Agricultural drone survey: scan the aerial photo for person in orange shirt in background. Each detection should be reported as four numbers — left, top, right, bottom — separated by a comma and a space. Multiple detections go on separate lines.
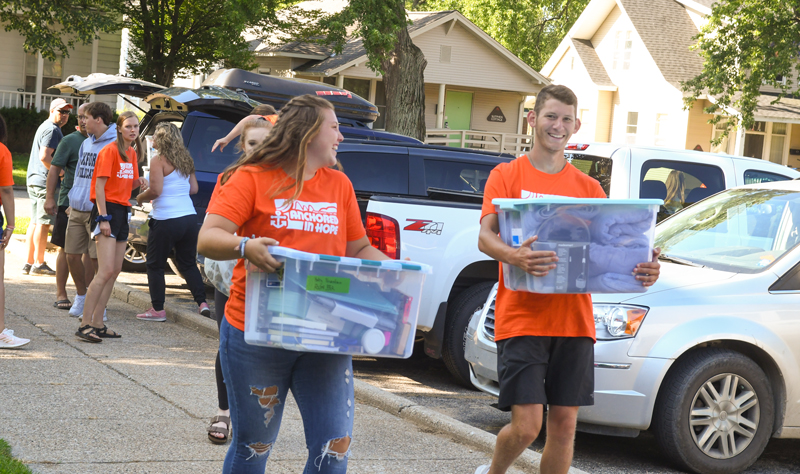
211, 103, 277, 153
0, 114, 29, 349
76, 111, 146, 343
198, 95, 390, 473
475, 85, 661, 474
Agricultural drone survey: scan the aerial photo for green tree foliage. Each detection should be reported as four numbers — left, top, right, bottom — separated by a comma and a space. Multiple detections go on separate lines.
683, 0, 800, 137
409, 0, 589, 70
113, 0, 310, 86
321, 0, 427, 140
0, 0, 118, 61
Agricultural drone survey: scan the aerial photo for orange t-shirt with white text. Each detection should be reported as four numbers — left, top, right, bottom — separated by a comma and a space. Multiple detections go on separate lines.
0, 143, 14, 206
91, 143, 139, 207
481, 155, 606, 342
207, 165, 366, 331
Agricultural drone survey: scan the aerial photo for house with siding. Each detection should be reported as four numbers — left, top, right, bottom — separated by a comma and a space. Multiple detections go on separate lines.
541, 0, 800, 168
0, 23, 122, 111
247, 9, 549, 150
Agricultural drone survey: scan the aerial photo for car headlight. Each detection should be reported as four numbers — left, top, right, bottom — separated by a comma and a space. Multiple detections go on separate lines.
593, 304, 649, 340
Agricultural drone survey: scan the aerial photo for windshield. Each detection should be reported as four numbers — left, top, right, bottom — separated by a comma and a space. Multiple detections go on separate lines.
655, 188, 800, 273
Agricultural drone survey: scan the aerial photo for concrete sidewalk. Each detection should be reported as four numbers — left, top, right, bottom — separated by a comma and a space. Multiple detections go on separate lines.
1, 235, 579, 474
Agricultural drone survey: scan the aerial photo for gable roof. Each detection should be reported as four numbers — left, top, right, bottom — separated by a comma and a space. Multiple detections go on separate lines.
541, 0, 704, 90
257, 10, 549, 86
571, 39, 616, 89
619, 0, 704, 87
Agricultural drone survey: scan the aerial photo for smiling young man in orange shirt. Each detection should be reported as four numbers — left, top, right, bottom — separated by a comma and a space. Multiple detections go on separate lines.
475, 85, 661, 474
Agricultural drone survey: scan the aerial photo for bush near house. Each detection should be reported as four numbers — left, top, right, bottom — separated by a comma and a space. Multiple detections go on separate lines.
0, 107, 79, 153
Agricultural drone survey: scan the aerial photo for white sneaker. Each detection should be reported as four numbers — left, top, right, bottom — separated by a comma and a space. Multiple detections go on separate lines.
69, 295, 85, 317
0, 328, 30, 349
474, 465, 490, 474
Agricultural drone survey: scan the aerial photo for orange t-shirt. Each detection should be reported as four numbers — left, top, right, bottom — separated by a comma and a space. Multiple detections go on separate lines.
0, 143, 14, 206
207, 165, 366, 331
481, 155, 606, 342
91, 143, 139, 207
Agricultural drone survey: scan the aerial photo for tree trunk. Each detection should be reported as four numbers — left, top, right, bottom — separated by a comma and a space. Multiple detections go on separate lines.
381, 24, 427, 142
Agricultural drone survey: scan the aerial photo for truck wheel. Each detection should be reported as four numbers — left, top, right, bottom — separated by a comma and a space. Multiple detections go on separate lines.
442, 281, 495, 389
122, 242, 147, 272
653, 348, 774, 474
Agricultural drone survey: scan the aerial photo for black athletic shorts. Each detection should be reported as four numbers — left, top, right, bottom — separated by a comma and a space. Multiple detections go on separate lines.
50, 205, 69, 248
90, 202, 130, 242
496, 336, 595, 411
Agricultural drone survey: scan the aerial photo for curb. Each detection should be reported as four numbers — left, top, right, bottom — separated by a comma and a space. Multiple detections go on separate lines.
111, 281, 590, 474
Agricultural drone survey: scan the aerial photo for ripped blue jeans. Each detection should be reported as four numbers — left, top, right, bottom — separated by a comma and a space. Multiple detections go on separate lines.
220, 317, 354, 473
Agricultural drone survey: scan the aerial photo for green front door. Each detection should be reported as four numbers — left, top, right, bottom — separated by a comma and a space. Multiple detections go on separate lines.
445, 90, 473, 147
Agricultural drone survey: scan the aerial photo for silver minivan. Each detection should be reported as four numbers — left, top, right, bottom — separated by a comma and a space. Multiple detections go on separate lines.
466, 179, 800, 474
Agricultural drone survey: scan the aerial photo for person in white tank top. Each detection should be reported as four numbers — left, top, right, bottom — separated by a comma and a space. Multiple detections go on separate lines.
134, 123, 209, 321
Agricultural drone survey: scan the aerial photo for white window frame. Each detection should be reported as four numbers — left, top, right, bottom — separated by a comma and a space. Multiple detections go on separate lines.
626, 111, 638, 144
739, 121, 792, 165
613, 31, 632, 70
24, 52, 64, 92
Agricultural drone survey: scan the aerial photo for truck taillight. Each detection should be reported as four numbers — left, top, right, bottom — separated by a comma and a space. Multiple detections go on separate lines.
366, 212, 400, 259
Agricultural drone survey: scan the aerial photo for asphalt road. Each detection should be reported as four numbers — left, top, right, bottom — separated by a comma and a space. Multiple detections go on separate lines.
113, 266, 800, 474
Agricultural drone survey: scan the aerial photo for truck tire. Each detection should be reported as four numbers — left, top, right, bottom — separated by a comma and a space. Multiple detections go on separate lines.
652, 348, 774, 474
122, 242, 147, 272
442, 281, 495, 389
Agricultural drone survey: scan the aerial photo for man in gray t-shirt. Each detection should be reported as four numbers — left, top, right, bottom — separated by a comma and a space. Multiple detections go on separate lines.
23, 98, 72, 276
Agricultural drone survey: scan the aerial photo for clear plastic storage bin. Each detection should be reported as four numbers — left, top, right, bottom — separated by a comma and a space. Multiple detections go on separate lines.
494, 197, 662, 294
244, 246, 432, 358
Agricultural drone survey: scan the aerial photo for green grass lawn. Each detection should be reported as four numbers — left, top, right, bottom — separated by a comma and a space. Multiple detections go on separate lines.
0, 439, 32, 474
11, 152, 27, 187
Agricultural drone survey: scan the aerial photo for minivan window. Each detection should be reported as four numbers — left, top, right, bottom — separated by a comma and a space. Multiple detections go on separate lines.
186, 117, 238, 174
744, 169, 791, 185
566, 153, 612, 196
424, 159, 495, 193
640, 160, 725, 219
338, 152, 409, 194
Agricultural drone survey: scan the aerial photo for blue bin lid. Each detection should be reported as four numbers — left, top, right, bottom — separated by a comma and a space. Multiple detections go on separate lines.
492, 197, 663, 211
267, 246, 432, 273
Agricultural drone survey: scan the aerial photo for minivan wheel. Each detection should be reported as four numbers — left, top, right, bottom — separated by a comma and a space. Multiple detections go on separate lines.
442, 281, 494, 389
122, 242, 147, 272
653, 348, 774, 474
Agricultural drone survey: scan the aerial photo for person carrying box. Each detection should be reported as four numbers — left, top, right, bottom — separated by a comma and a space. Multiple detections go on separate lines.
475, 85, 662, 474
198, 94, 392, 474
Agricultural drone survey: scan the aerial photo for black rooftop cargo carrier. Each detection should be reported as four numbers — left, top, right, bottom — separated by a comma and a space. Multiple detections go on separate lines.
202, 69, 379, 124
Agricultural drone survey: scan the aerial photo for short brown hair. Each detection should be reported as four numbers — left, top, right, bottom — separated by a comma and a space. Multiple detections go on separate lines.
533, 85, 578, 116
84, 101, 113, 125
252, 104, 277, 115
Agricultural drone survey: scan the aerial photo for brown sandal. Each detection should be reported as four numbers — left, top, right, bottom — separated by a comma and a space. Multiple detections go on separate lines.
76, 325, 102, 343
207, 415, 230, 444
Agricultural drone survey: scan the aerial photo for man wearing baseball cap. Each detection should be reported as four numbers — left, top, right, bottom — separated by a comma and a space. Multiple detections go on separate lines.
23, 98, 72, 276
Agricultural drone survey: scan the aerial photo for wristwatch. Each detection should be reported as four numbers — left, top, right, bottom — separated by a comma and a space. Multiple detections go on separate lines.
95, 214, 112, 223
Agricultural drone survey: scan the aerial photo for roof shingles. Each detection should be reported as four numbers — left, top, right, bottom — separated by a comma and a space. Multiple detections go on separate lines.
571, 39, 615, 88
620, 0, 704, 87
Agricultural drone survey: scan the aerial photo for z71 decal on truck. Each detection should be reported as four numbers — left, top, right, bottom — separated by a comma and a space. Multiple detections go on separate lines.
404, 219, 444, 235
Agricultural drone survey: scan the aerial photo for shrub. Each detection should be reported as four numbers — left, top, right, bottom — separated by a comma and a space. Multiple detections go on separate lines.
0, 107, 79, 152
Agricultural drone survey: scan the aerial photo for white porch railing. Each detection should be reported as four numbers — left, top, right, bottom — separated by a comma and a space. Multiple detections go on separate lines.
0, 90, 85, 111
425, 129, 533, 154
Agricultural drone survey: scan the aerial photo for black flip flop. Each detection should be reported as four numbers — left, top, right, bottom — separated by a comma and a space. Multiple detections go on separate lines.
54, 299, 72, 310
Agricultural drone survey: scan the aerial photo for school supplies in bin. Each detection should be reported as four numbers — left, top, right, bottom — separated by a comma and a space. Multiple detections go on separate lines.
494, 197, 662, 294
244, 246, 432, 358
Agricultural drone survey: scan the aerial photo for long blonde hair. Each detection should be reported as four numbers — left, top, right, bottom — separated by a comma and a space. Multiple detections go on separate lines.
116, 111, 144, 163
221, 95, 335, 204
153, 122, 194, 176
234, 119, 272, 154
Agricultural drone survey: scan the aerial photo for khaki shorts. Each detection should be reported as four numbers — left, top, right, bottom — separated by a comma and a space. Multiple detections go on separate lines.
65, 208, 98, 259
28, 185, 55, 225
